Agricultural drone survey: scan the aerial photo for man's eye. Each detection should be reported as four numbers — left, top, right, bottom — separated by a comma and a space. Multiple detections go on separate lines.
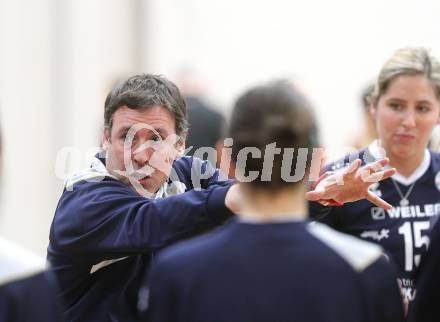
123, 133, 137, 141
121, 132, 129, 139
128, 136, 137, 143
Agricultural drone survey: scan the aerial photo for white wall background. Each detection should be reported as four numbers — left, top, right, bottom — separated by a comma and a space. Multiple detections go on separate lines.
0, 0, 439, 256
0, 0, 141, 255
144, 0, 440, 152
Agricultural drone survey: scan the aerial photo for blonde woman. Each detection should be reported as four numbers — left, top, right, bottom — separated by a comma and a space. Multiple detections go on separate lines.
311, 47, 440, 307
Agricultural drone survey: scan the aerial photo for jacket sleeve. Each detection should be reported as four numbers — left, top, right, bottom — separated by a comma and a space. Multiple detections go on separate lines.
307, 160, 341, 228
172, 156, 230, 190
49, 158, 233, 262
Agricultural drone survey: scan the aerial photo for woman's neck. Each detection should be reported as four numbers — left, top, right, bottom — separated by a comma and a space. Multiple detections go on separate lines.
388, 152, 425, 178
238, 184, 307, 222
375, 140, 426, 178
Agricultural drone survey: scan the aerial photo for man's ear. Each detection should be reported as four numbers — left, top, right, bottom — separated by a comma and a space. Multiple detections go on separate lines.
102, 128, 111, 150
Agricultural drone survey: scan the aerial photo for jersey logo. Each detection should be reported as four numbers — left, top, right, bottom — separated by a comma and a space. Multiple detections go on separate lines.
371, 204, 440, 220
398, 279, 416, 302
371, 207, 386, 220
360, 229, 390, 241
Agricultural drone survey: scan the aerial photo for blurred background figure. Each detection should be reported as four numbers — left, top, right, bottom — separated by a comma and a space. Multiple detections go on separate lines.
0, 125, 64, 321
352, 83, 377, 149
0, 129, 47, 280
176, 67, 226, 167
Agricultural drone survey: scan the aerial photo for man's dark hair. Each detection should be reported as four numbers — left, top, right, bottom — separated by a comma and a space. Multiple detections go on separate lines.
104, 74, 188, 136
229, 80, 318, 189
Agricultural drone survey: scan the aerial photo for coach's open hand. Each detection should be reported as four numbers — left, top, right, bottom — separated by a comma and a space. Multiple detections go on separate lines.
305, 158, 396, 209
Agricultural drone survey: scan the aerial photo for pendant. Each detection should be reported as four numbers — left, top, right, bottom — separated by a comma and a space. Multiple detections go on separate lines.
400, 198, 409, 207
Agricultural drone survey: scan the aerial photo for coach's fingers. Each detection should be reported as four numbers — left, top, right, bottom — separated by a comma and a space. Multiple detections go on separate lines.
380, 168, 396, 180
364, 168, 396, 183
305, 190, 325, 201
361, 158, 390, 173
343, 159, 361, 175
375, 157, 390, 168
366, 191, 393, 210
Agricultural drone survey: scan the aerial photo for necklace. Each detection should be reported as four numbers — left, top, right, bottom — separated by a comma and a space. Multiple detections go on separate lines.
391, 179, 416, 207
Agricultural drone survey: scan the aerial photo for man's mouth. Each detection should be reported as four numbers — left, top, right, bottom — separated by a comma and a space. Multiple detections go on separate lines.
115, 165, 155, 181
129, 167, 155, 180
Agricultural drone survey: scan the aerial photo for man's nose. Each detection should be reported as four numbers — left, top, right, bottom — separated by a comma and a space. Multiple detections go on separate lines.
132, 143, 153, 165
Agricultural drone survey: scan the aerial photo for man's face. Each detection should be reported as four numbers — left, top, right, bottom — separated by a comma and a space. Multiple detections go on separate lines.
103, 105, 185, 196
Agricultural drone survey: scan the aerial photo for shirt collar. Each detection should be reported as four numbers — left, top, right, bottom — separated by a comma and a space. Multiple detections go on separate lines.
65, 154, 186, 197
367, 140, 430, 186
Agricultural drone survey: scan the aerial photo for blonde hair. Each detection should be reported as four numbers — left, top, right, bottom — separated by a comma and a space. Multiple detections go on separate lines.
371, 47, 440, 105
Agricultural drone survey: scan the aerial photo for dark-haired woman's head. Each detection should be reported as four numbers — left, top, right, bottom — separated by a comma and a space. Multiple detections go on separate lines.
229, 80, 318, 193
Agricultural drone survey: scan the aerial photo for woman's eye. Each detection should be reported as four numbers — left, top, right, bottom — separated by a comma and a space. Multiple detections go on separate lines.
417, 105, 430, 113
389, 102, 402, 110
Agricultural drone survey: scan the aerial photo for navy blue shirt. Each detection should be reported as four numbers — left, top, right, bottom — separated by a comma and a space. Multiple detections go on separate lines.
310, 148, 440, 303
47, 156, 233, 322
0, 270, 64, 322
145, 219, 404, 322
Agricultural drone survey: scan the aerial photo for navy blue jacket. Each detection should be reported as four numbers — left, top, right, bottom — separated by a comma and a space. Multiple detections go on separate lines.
47, 156, 233, 322
310, 148, 440, 304
0, 270, 64, 322
146, 219, 404, 322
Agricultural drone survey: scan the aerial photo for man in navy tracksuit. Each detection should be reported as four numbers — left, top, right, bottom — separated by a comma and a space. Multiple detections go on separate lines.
47, 74, 235, 321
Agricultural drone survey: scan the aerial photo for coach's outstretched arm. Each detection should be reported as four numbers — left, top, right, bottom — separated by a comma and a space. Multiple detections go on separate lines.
48, 157, 235, 261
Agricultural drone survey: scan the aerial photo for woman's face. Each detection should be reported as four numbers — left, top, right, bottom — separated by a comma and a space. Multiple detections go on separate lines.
371, 74, 440, 161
